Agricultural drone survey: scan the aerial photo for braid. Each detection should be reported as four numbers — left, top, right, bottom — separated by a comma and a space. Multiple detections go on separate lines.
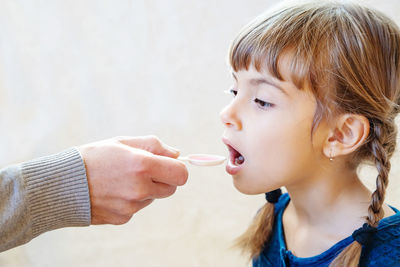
330, 120, 396, 266
226, 1, 400, 265
366, 121, 391, 226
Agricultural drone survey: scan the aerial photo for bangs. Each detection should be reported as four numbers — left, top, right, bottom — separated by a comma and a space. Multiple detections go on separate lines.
229, 4, 333, 90
227, 3, 346, 136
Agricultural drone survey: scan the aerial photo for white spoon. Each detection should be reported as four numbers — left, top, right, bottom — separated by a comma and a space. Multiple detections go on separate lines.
178, 154, 226, 166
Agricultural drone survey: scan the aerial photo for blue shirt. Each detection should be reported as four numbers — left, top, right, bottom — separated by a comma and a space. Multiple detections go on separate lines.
253, 193, 400, 267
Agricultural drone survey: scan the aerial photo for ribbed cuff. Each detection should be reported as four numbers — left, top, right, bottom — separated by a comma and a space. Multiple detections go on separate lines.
21, 148, 91, 238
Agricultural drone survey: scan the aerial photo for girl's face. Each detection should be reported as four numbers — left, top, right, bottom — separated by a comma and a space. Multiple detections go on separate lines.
220, 61, 328, 194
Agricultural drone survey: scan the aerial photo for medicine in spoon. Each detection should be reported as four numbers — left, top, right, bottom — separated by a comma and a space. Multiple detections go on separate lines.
178, 154, 226, 166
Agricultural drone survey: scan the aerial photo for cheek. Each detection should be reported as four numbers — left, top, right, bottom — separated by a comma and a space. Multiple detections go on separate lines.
247, 121, 314, 187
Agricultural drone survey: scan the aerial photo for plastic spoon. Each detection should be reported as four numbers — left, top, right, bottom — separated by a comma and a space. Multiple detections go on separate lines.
178, 154, 226, 166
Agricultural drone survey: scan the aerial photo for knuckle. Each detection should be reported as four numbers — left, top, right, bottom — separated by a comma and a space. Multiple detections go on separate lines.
129, 204, 142, 215
147, 135, 161, 146
113, 219, 125, 225
112, 211, 132, 225
129, 199, 153, 214
129, 155, 151, 177
129, 188, 149, 202
119, 215, 133, 225
117, 205, 135, 223
123, 192, 137, 202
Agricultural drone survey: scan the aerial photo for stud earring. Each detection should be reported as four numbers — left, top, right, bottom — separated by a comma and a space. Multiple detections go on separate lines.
329, 149, 334, 162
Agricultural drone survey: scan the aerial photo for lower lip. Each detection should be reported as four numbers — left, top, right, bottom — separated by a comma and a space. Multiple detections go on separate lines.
225, 160, 243, 175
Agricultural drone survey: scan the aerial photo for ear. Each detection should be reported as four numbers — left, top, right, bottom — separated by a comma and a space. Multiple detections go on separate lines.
323, 114, 370, 159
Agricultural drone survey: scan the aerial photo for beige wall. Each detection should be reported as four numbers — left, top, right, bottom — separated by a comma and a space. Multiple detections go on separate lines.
0, 0, 399, 266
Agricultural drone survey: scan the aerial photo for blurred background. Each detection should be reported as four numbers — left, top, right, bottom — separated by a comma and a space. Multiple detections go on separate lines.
0, 0, 399, 266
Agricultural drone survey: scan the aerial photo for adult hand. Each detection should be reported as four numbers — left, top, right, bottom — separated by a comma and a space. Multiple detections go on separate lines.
78, 136, 188, 225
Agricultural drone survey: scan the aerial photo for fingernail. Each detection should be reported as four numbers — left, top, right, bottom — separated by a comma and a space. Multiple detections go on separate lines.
166, 145, 180, 154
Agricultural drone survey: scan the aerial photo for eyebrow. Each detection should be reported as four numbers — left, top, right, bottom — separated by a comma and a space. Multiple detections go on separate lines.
232, 72, 288, 95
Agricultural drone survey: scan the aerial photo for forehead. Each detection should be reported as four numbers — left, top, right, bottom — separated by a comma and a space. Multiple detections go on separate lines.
231, 62, 300, 95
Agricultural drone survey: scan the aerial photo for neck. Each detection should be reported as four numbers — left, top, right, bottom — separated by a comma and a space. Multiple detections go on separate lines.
285, 165, 371, 230
282, 163, 374, 256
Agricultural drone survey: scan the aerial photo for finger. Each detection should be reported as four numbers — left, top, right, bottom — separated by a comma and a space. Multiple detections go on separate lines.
146, 154, 189, 186
109, 199, 154, 225
117, 135, 180, 158
130, 199, 154, 213
147, 183, 177, 199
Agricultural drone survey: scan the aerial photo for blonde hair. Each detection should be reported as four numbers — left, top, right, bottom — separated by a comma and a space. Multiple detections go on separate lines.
230, 1, 400, 266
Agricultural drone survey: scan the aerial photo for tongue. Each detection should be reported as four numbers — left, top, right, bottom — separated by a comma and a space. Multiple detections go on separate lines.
234, 155, 245, 165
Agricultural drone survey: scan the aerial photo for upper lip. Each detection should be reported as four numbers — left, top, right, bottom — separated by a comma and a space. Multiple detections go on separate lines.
222, 137, 235, 150
222, 137, 242, 158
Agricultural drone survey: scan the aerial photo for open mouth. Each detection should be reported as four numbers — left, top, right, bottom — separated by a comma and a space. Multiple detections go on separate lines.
227, 144, 245, 166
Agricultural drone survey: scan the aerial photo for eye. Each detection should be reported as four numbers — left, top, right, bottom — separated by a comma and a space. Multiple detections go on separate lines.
224, 88, 238, 97
254, 98, 273, 109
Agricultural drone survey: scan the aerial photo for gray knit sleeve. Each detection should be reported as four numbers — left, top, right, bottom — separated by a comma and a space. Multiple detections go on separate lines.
0, 148, 91, 252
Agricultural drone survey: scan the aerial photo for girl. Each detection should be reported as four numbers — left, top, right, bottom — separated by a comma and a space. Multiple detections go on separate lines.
220, 1, 400, 266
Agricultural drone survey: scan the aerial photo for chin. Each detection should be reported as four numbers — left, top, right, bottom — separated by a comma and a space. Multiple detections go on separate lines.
232, 175, 280, 195
232, 180, 260, 195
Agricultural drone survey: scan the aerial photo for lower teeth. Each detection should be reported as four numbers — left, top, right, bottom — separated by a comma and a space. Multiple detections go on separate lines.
234, 155, 244, 165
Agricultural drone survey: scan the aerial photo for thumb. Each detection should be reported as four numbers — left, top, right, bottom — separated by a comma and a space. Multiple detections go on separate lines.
117, 135, 180, 158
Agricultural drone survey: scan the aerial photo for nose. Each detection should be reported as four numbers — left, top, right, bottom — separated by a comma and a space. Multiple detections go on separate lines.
220, 101, 242, 131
